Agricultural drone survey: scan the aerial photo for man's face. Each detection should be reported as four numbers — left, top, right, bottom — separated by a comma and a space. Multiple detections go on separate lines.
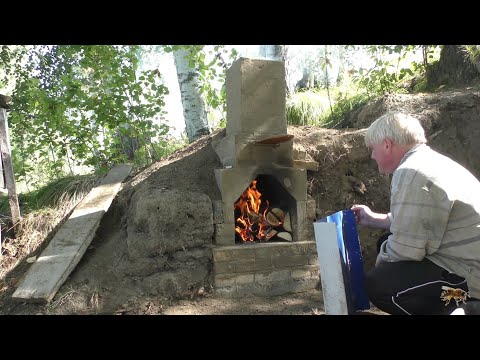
369, 139, 394, 175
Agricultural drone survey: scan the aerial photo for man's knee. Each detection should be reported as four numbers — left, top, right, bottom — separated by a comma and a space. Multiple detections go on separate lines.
365, 268, 385, 302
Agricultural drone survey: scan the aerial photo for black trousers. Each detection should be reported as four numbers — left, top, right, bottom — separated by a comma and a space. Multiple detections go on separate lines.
367, 233, 476, 315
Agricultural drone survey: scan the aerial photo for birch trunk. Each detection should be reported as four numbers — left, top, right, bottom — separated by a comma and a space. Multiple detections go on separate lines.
259, 45, 284, 61
259, 45, 293, 95
173, 48, 210, 143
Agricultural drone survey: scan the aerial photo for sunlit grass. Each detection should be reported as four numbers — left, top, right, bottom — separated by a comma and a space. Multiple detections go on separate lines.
321, 93, 371, 128
0, 174, 99, 216
286, 81, 367, 128
286, 90, 332, 126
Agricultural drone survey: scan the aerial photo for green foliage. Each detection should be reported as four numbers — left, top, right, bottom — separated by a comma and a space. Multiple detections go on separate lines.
1, 45, 171, 187
351, 45, 441, 96
1, 44, 241, 191
0, 45, 28, 91
286, 46, 445, 129
412, 77, 429, 93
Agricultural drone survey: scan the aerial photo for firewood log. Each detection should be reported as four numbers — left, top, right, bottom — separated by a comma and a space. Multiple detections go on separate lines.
277, 232, 292, 242
283, 212, 292, 232
266, 207, 285, 226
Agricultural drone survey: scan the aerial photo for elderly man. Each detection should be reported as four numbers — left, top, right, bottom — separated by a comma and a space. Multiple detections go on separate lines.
352, 111, 480, 315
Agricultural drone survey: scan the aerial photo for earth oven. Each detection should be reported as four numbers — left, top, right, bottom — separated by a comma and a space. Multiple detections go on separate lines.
211, 57, 319, 297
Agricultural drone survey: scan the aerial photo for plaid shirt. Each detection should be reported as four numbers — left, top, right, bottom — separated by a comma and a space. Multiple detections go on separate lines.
378, 144, 480, 299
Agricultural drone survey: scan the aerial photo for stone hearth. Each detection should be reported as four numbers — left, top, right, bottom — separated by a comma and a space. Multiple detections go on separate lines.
211, 57, 318, 297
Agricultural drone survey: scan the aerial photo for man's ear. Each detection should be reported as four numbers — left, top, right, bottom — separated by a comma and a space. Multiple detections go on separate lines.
383, 138, 393, 152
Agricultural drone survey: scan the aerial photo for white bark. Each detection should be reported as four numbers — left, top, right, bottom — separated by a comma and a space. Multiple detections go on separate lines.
258, 45, 293, 94
173, 48, 210, 143
259, 45, 284, 61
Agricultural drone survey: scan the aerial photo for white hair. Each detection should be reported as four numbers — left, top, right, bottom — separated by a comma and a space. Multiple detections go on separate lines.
365, 111, 427, 147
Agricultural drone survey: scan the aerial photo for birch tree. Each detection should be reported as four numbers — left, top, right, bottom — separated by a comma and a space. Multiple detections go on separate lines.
258, 45, 294, 95
259, 45, 284, 60
173, 47, 210, 143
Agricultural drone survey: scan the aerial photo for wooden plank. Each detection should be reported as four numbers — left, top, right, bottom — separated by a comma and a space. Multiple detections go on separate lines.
12, 164, 132, 303
0, 148, 5, 189
314, 221, 349, 315
0, 108, 21, 229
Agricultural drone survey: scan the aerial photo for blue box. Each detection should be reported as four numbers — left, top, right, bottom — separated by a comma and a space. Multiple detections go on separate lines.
318, 210, 370, 312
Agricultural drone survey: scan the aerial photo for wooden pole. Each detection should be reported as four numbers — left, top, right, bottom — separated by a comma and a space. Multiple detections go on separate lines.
0, 99, 21, 235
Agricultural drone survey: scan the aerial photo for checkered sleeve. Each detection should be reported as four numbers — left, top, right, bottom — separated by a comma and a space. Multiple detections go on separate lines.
377, 185, 451, 264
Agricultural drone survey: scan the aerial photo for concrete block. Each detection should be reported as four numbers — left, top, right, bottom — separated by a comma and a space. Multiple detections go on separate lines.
226, 58, 286, 136
214, 223, 235, 246
254, 257, 275, 271
272, 254, 311, 269
234, 259, 256, 273
212, 200, 224, 224
212, 248, 234, 262
291, 265, 319, 279
235, 273, 255, 285
254, 269, 290, 283
215, 273, 237, 287
214, 261, 236, 274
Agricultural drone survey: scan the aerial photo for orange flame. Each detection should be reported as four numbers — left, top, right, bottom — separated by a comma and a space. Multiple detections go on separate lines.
234, 180, 271, 242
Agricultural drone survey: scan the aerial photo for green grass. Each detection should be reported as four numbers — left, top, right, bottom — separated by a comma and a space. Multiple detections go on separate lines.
286, 90, 332, 126
286, 87, 372, 128
0, 174, 99, 215
321, 93, 371, 128
463, 45, 480, 63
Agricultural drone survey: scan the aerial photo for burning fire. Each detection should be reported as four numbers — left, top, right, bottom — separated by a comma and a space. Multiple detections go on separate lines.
235, 180, 275, 242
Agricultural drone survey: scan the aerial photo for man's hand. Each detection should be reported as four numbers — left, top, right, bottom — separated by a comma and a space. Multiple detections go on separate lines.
351, 204, 375, 226
351, 204, 391, 230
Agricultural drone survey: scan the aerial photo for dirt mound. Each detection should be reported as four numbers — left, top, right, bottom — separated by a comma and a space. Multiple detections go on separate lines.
1, 88, 480, 315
